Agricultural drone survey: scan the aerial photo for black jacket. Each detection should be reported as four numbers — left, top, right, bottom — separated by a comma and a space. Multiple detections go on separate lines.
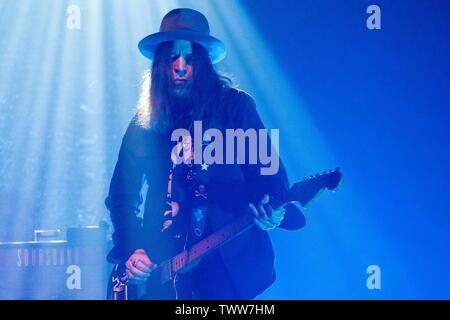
105, 88, 298, 299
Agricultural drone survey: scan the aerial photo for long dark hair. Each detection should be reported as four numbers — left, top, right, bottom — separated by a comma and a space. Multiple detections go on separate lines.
136, 41, 232, 133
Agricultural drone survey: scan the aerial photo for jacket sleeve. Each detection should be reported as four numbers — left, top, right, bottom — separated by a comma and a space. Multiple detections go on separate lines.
105, 121, 148, 263
233, 91, 305, 230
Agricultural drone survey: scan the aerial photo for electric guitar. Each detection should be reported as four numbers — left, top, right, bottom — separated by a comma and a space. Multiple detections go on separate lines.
108, 168, 342, 300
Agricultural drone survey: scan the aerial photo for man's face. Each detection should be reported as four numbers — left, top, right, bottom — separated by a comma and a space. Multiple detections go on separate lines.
170, 40, 193, 97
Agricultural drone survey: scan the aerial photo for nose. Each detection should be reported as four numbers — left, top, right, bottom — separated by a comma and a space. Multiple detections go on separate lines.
173, 57, 187, 78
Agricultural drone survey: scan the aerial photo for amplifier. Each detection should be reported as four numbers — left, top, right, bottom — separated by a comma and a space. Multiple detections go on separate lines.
0, 227, 111, 300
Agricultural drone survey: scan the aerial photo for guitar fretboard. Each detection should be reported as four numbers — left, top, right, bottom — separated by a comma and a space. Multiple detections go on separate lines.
168, 214, 254, 276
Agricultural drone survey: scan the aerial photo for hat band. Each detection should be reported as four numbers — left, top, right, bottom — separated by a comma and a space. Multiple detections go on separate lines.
161, 26, 206, 34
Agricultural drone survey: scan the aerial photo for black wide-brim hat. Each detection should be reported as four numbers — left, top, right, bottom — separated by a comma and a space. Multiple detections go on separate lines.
138, 8, 226, 64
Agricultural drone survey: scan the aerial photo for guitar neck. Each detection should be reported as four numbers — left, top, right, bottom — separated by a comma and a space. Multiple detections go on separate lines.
160, 213, 254, 283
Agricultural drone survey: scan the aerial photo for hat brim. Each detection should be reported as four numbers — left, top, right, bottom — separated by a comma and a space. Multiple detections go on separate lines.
138, 31, 226, 64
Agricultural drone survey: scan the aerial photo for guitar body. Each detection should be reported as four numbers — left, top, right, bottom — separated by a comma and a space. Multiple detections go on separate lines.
108, 263, 177, 300
107, 264, 138, 300
133, 267, 177, 300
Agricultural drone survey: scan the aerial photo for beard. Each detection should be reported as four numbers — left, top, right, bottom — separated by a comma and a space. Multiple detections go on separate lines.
170, 80, 192, 99
168, 80, 194, 128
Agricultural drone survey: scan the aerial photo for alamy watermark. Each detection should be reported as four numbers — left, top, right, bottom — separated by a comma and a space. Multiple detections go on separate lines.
171, 121, 279, 176
66, 5, 81, 30
366, 5, 381, 30
366, 264, 381, 290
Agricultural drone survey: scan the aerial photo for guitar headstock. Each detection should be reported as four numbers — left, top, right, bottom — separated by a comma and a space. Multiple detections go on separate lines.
302, 168, 342, 191
287, 168, 342, 207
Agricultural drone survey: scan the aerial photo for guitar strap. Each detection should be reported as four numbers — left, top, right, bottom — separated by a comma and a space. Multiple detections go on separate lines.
189, 205, 207, 241
183, 132, 211, 246
186, 164, 209, 245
